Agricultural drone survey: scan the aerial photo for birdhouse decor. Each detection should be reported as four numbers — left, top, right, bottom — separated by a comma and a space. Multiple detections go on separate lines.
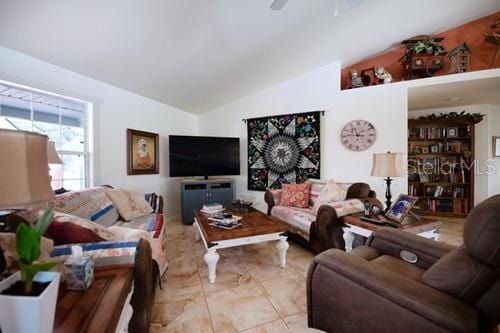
448, 42, 471, 73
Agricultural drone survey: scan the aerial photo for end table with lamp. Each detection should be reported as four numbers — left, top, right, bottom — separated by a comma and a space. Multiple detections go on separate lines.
370, 152, 406, 213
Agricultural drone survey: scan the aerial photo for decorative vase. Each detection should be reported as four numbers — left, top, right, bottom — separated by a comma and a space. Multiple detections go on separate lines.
0, 271, 60, 333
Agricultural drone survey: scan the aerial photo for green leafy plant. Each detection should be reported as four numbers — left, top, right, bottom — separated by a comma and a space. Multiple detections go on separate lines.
16, 208, 56, 294
411, 39, 446, 55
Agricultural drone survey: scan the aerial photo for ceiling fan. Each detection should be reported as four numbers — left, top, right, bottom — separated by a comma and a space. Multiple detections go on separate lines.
270, 0, 365, 16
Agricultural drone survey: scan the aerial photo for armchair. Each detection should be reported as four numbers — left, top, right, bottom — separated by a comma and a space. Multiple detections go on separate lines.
307, 195, 500, 333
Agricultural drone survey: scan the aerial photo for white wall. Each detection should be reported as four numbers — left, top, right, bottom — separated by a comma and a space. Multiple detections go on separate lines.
0, 47, 198, 219
486, 105, 500, 197
409, 104, 500, 204
198, 61, 409, 211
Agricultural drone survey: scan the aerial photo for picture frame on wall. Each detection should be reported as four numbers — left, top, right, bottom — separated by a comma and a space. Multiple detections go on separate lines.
127, 129, 159, 175
494, 136, 500, 157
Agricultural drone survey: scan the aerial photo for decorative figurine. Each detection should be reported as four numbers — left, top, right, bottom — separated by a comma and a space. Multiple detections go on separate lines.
349, 69, 365, 88
484, 19, 500, 68
448, 42, 471, 73
374, 66, 393, 84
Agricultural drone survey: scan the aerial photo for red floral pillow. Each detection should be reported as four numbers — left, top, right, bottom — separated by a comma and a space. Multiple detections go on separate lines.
280, 183, 312, 208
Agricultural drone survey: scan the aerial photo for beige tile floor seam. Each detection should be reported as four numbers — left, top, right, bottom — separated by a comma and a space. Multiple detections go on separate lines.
152, 217, 464, 332
198, 267, 217, 333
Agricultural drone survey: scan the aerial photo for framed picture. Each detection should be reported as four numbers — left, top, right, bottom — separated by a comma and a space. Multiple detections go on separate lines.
421, 147, 429, 154
385, 194, 418, 223
447, 127, 458, 138
127, 129, 159, 175
494, 136, 500, 157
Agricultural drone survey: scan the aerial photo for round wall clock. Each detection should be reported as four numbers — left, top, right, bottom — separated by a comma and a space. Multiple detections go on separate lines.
341, 120, 376, 151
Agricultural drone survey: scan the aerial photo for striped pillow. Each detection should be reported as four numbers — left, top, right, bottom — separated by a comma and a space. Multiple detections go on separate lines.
52, 188, 119, 227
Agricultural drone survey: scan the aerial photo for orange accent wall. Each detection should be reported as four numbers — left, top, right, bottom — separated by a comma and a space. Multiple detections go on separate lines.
341, 11, 500, 89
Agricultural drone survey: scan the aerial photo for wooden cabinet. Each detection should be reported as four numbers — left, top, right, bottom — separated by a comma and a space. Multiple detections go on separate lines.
408, 117, 481, 217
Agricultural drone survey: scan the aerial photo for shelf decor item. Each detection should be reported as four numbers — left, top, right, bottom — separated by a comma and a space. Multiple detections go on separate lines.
448, 42, 471, 74
484, 19, 500, 68
0, 129, 60, 333
399, 35, 447, 80
447, 127, 458, 138
127, 128, 159, 175
370, 152, 406, 213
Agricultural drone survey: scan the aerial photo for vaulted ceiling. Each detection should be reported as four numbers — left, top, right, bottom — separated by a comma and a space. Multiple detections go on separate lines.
0, 0, 499, 113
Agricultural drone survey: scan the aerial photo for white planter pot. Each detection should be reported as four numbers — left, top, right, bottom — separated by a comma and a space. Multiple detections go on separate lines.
0, 271, 60, 333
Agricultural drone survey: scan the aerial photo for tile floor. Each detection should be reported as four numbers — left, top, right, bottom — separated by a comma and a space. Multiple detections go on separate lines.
150, 217, 464, 333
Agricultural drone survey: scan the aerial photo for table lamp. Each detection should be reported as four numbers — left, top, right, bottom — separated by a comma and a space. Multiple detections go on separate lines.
47, 141, 63, 165
370, 152, 405, 213
0, 129, 54, 210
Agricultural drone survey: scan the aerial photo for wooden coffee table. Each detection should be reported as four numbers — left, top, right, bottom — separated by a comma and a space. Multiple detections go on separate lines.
193, 208, 290, 284
342, 213, 441, 252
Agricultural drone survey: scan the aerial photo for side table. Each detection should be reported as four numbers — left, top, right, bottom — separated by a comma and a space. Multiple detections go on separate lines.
54, 267, 134, 333
342, 214, 441, 252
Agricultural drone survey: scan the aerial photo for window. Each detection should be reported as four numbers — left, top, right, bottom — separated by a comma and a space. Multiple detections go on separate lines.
0, 81, 90, 190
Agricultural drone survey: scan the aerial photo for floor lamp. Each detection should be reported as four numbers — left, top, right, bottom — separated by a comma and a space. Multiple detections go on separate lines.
371, 152, 405, 213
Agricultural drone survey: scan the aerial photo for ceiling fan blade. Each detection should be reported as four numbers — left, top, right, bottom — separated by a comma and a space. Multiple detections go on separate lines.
270, 0, 288, 11
346, 0, 364, 8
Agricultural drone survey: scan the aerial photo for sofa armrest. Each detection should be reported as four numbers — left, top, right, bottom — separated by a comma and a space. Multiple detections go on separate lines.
345, 182, 373, 199
310, 205, 347, 252
367, 228, 455, 269
264, 190, 275, 216
307, 249, 477, 333
129, 239, 154, 333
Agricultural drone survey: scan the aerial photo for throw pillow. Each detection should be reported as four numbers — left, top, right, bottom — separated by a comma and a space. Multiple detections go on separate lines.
45, 211, 117, 246
313, 180, 348, 213
106, 189, 153, 221
51, 187, 119, 227
280, 183, 312, 208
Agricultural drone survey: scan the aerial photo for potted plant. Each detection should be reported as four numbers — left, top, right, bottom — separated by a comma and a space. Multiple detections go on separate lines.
0, 209, 60, 333
410, 39, 446, 55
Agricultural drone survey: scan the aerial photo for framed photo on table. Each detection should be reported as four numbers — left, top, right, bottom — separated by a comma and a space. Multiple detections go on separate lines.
127, 129, 159, 175
385, 194, 418, 223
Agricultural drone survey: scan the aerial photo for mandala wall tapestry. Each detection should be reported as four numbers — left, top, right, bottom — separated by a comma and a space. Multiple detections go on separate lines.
247, 111, 321, 191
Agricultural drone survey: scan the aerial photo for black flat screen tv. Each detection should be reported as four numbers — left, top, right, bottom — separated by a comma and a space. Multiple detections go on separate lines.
169, 135, 240, 178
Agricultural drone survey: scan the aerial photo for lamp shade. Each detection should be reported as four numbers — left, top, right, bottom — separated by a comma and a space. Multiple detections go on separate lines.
0, 129, 54, 209
47, 141, 62, 164
370, 152, 405, 178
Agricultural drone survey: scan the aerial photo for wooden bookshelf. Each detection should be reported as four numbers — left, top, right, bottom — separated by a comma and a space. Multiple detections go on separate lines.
408, 115, 482, 217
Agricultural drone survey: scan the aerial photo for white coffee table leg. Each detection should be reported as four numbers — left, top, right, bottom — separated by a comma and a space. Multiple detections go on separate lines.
342, 227, 355, 253
276, 238, 289, 268
204, 247, 219, 284
193, 222, 201, 242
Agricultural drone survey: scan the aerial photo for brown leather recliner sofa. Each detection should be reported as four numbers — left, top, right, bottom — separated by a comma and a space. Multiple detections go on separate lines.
307, 194, 500, 333
265, 179, 379, 253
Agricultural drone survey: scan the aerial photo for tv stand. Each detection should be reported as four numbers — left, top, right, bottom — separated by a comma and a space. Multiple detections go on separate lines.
180, 179, 234, 224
